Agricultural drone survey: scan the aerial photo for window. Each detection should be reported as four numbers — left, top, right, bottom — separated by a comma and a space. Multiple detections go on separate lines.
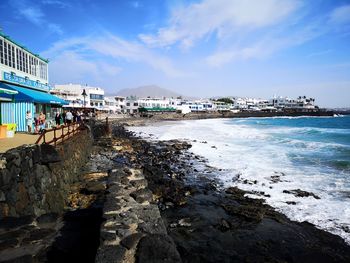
90, 94, 104, 100
0, 39, 3, 64
134, 103, 138, 106
126, 103, 130, 106
4, 41, 8, 66
25, 53, 28, 73
11, 45, 15, 68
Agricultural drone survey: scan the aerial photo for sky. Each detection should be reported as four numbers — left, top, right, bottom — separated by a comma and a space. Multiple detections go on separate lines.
0, 0, 350, 107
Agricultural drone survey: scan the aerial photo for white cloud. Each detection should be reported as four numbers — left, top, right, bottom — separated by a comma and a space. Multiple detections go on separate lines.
43, 33, 184, 86
20, 7, 44, 25
205, 23, 324, 67
11, 0, 64, 35
131, 1, 141, 9
48, 23, 64, 35
41, 0, 70, 8
139, 0, 300, 49
329, 5, 350, 24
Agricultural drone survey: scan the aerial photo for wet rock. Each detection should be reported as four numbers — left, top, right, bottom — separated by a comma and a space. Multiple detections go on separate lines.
120, 233, 144, 250
39, 144, 61, 164
0, 216, 34, 229
218, 219, 231, 231
136, 234, 182, 263
36, 213, 59, 225
95, 245, 127, 263
22, 228, 55, 243
222, 204, 266, 222
130, 188, 153, 203
225, 187, 246, 198
178, 218, 191, 227
131, 179, 148, 189
283, 189, 320, 199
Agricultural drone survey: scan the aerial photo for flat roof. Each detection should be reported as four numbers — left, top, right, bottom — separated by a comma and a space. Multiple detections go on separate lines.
0, 31, 49, 63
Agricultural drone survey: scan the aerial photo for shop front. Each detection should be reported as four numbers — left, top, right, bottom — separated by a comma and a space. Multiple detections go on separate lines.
0, 82, 68, 132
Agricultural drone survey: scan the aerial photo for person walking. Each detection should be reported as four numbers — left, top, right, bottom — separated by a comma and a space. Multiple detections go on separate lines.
54, 112, 62, 127
26, 110, 32, 133
66, 110, 73, 124
62, 110, 67, 125
38, 111, 46, 132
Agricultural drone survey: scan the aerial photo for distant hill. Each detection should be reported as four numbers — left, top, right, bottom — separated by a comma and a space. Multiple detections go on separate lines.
115, 85, 181, 98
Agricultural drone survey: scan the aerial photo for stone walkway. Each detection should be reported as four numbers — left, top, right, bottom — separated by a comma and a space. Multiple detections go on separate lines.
92, 136, 181, 263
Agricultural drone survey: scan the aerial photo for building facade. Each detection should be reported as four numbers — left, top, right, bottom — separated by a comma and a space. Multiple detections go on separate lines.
0, 32, 67, 131
51, 84, 105, 111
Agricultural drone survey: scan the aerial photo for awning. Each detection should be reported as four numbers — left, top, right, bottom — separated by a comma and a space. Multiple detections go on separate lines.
0, 87, 18, 95
0, 83, 68, 105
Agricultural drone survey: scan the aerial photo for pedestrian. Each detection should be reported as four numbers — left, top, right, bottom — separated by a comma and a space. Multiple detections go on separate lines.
26, 110, 32, 133
38, 111, 46, 132
54, 112, 61, 127
73, 111, 77, 123
76, 111, 81, 123
62, 110, 67, 125
34, 117, 40, 133
66, 110, 73, 124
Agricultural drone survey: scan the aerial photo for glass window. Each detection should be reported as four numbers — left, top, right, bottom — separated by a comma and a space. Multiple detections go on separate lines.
11, 46, 15, 68
8, 43, 12, 67
4, 42, 8, 66
25, 53, 28, 73
16, 49, 19, 69
0, 39, 3, 64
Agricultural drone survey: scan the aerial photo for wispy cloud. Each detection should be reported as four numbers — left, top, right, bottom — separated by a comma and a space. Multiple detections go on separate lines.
42, 33, 185, 85
206, 14, 326, 67
139, 0, 300, 49
41, 0, 70, 8
130, 1, 141, 9
307, 49, 333, 58
11, 0, 63, 35
20, 6, 45, 25
329, 4, 350, 24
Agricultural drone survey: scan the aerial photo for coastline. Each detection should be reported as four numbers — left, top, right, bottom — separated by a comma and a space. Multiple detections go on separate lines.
109, 110, 335, 127
1, 117, 348, 262
102, 120, 350, 262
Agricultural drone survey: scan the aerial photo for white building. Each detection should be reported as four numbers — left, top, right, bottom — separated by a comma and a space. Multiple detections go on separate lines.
125, 98, 139, 114
115, 96, 126, 113
138, 97, 174, 111
0, 32, 67, 131
51, 84, 105, 110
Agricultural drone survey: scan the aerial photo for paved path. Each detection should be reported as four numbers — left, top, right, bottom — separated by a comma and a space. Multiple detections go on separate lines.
0, 125, 80, 153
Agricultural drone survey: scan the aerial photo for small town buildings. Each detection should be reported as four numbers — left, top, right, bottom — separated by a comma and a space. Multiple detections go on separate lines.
115, 96, 126, 113
125, 98, 139, 114
0, 32, 67, 131
138, 97, 176, 112
51, 84, 105, 111
104, 96, 118, 113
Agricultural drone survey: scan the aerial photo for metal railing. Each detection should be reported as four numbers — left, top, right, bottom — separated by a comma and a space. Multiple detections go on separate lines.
35, 122, 86, 146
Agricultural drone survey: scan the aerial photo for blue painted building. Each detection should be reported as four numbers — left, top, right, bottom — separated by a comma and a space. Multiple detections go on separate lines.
0, 32, 67, 132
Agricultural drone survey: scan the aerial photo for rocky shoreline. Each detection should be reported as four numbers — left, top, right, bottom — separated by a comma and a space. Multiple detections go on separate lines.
94, 123, 350, 262
1, 120, 349, 262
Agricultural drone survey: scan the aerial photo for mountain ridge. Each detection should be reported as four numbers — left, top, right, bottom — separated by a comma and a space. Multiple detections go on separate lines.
112, 85, 182, 98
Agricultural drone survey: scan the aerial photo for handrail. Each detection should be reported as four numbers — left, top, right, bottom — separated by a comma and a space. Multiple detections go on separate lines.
35, 122, 85, 146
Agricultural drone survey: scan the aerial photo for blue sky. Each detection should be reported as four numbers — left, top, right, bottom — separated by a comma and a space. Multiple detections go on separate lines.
1, 0, 350, 107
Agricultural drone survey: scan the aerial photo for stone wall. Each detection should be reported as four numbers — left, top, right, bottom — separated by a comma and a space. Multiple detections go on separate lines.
0, 129, 93, 218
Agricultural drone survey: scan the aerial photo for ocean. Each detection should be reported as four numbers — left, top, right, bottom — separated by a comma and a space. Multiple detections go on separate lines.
128, 115, 350, 243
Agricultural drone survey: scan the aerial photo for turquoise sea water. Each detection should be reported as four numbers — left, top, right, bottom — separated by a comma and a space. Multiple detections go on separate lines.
129, 115, 350, 243
231, 116, 350, 174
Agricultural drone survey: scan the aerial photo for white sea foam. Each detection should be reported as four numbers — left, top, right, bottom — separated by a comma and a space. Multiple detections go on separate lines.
128, 118, 350, 244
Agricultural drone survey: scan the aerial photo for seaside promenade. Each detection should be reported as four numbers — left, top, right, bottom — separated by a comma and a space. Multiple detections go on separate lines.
0, 133, 38, 153
0, 126, 75, 153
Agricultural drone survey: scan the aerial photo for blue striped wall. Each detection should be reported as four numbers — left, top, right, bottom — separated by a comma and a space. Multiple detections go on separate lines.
1, 102, 34, 132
